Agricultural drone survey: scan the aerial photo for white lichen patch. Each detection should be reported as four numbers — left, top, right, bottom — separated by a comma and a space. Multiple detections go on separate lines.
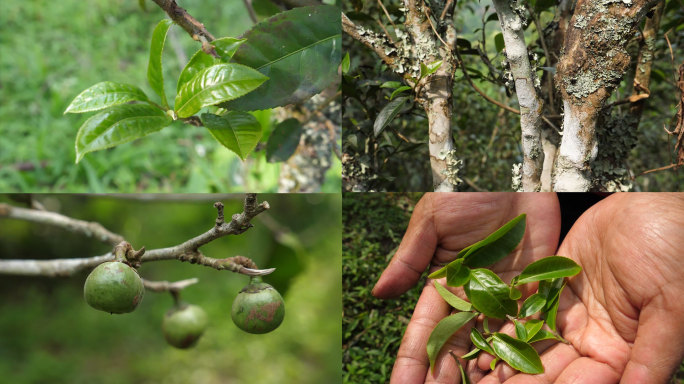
440, 149, 463, 187
511, 163, 523, 192
565, 72, 599, 98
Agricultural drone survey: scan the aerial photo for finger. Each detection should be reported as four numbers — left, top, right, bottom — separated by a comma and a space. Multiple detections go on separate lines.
390, 281, 472, 384
479, 342, 581, 384
374, 195, 437, 299
620, 306, 684, 384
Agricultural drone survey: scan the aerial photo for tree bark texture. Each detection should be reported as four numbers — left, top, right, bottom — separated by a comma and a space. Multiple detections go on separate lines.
492, 0, 544, 191
553, 0, 662, 191
403, 0, 458, 191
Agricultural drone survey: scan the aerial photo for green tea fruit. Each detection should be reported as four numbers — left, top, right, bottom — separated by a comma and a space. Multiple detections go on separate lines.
163, 304, 208, 349
231, 277, 285, 334
83, 261, 144, 314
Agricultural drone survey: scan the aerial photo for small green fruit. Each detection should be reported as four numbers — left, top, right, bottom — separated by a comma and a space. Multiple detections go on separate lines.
83, 261, 144, 314
231, 277, 285, 334
163, 304, 208, 349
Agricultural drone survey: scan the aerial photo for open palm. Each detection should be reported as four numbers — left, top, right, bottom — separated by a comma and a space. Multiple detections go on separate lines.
372, 192, 561, 383
478, 193, 684, 384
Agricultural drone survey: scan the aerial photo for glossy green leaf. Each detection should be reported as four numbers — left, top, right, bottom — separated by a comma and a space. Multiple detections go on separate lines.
225, 5, 341, 111
341, 52, 350, 74
427, 312, 478, 372
538, 278, 564, 309
430, 241, 481, 279
174, 63, 268, 118
374, 96, 408, 137
420, 60, 443, 78
177, 38, 246, 93
446, 259, 471, 287
514, 319, 527, 340
390, 86, 411, 100
434, 281, 472, 312
266, 118, 303, 162
200, 112, 262, 160
515, 256, 582, 285
523, 320, 544, 342
428, 266, 447, 280
470, 328, 495, 355
494, 32, 505, 53
64, 81, 149, 114
75, 104, 172, 163
147, 19, 173, 107
464, 269, 517, 319
462, 214, 526, 268
528, 328, 557, 343
490, 357, 499, 371
509, 286, 522, 300
461, 348, 481, 360
491, 333, 544, 374
543, 290, 561, 332
518, 293, 546, 318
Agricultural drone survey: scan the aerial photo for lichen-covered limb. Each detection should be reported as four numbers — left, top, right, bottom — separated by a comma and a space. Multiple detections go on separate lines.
0, 203, 124, 246
0, 195, 273, 277
342, 13, 407, 75
403, 0, 459, 191
553, 0, 662, 191
492, 0, 544, 192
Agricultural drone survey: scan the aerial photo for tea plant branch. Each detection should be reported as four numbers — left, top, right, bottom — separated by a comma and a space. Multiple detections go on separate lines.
150, 0, 219, 58
0, 203, 125, 246
492, 0, 544, 191
0, 194, 273, 277
142, 277, 199, 292
342, 13, 404, 76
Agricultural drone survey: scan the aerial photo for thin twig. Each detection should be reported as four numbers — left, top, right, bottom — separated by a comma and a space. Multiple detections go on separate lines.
150, 0, 218, 58
454, 46, 520, 115
242, 0, 259, 24
0, 195, 274, 277
377, 0, 398, 31
0, 204, 125, 246
143, 278, 200, 292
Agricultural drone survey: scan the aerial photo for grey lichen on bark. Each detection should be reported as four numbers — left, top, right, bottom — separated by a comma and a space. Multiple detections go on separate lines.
492, 0, 544, 191
553, 0, 662, 191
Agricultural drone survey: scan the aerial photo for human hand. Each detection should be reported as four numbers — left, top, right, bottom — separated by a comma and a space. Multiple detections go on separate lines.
372, 192, 561, 383
476, 193, 684, 384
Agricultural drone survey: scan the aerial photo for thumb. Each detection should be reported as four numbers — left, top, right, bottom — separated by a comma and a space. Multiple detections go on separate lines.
620, 305, 684, 384
372, 196, 437, 299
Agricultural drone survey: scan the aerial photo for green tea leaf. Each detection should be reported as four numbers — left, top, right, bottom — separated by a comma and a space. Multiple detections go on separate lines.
514, 319, 527, 340
523, 320, 544, 342
147, 19, 173, 107
226, 5, 341, 110
490, 357, 499, 370
374, 96, 409, 137
427, 312, 477, 372
491, 333, 544, 374
494, 32, 505, 53
538, 278, 564, 310
341, 52, 350, 74
464, 269, 517, 319
390, 86, 412, 100
461, 348, 481, 360
470, 328, 495, 355
434, 281, 472, 312
456, 358, 471, 384
528, 328, 557, 343
200, 112, 262, 160
514, 256, 581, 285
266, 118, 303, 162
462, 214, 526, 268
75, 104, 172, 163
518, 293, 546, 318
177, 38, 246, 93
543, 291, 561, 332
380, 81, 402, 89
420, 60, 443, 78
509, 286, 522, 300
65, 82, 149, 114
428, 266, 447, 280
174, 64, 268, 118
446, 259, 471, 287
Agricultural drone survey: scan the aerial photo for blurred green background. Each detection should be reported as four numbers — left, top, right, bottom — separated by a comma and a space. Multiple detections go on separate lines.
0, 0, 340, 192
0, 193, 341, 383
